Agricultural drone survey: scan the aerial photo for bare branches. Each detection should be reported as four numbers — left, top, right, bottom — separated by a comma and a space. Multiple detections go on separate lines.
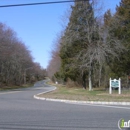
47, 32, 62, 80
0, 23, 45, 87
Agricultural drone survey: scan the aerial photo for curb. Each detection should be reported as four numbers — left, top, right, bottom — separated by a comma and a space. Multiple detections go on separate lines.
34, 86, 57, 100
34, 96, 130, 106
33, 83, 130, 106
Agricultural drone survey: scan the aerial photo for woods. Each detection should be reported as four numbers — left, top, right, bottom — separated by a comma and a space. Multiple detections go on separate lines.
0, 23, 46, 88
47, 0, 130, 90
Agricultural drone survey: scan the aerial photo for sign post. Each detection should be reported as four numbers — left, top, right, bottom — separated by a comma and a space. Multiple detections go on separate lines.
109, 78, 121, 94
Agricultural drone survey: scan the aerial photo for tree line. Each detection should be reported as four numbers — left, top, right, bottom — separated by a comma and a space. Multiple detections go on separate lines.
47, 0, 130, 90
0, 23, 46, 88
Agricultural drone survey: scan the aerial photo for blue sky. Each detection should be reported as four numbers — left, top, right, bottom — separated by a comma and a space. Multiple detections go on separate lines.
0, 0, 120, 69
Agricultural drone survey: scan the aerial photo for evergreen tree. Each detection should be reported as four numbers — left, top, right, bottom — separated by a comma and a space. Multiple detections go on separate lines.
59, 0, 94, 89
116, 0, 130, 42
107, 0, 130, 87
58, 0, 126, 90
104, 9, 112, 26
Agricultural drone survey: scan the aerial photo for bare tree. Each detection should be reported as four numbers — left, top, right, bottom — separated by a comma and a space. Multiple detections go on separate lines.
0, 22, 45, 87
47, 33, 62, 82
61, 0, 125, 90
78, 16, 126, 90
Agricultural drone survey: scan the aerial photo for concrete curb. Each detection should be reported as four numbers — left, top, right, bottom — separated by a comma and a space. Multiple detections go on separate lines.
34, 83, 130, 106
34, 86, 57, 100
34, 96, 130, 106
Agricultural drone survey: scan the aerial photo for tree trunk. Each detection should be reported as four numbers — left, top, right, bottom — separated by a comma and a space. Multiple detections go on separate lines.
98, 66, 102, 87
24, 70, 26, 84
89, 68, 92, 91
82, 72, 86, 89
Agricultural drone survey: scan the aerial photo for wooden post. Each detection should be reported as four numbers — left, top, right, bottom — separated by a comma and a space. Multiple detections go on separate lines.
109, 78, 112, 94
119, 78, 121, 94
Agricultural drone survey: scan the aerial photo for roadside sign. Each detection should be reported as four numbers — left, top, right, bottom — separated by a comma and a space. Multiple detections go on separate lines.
109, 78, 121, 94
111, 80, 119, 88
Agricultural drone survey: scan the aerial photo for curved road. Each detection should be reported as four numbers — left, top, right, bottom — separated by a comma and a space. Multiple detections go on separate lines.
0, 80, 129, 130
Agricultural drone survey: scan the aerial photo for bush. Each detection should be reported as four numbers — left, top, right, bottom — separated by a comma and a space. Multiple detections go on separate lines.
66, 78, 81, 88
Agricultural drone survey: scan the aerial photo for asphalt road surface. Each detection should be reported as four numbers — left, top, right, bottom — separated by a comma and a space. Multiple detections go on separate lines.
0, 80, 130, 130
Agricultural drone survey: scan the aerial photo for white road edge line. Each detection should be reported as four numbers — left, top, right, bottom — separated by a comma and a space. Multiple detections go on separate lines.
67, 102, 130, 110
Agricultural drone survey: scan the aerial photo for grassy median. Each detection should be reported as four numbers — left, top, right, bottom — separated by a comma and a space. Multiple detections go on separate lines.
39, 81, 130, 102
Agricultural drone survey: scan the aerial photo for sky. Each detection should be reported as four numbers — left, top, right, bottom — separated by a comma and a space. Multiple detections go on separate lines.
0, 0, 121, 69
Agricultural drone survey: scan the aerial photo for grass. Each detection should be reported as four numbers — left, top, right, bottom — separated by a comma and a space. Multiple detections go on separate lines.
0, 83, 34, 91
39, 81, 130, 102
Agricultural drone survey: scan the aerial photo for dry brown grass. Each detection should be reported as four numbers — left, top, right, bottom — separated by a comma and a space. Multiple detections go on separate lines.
39, 82, 130, 102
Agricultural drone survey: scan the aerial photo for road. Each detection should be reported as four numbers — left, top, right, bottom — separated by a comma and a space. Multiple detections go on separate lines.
0, 80, 129, 130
